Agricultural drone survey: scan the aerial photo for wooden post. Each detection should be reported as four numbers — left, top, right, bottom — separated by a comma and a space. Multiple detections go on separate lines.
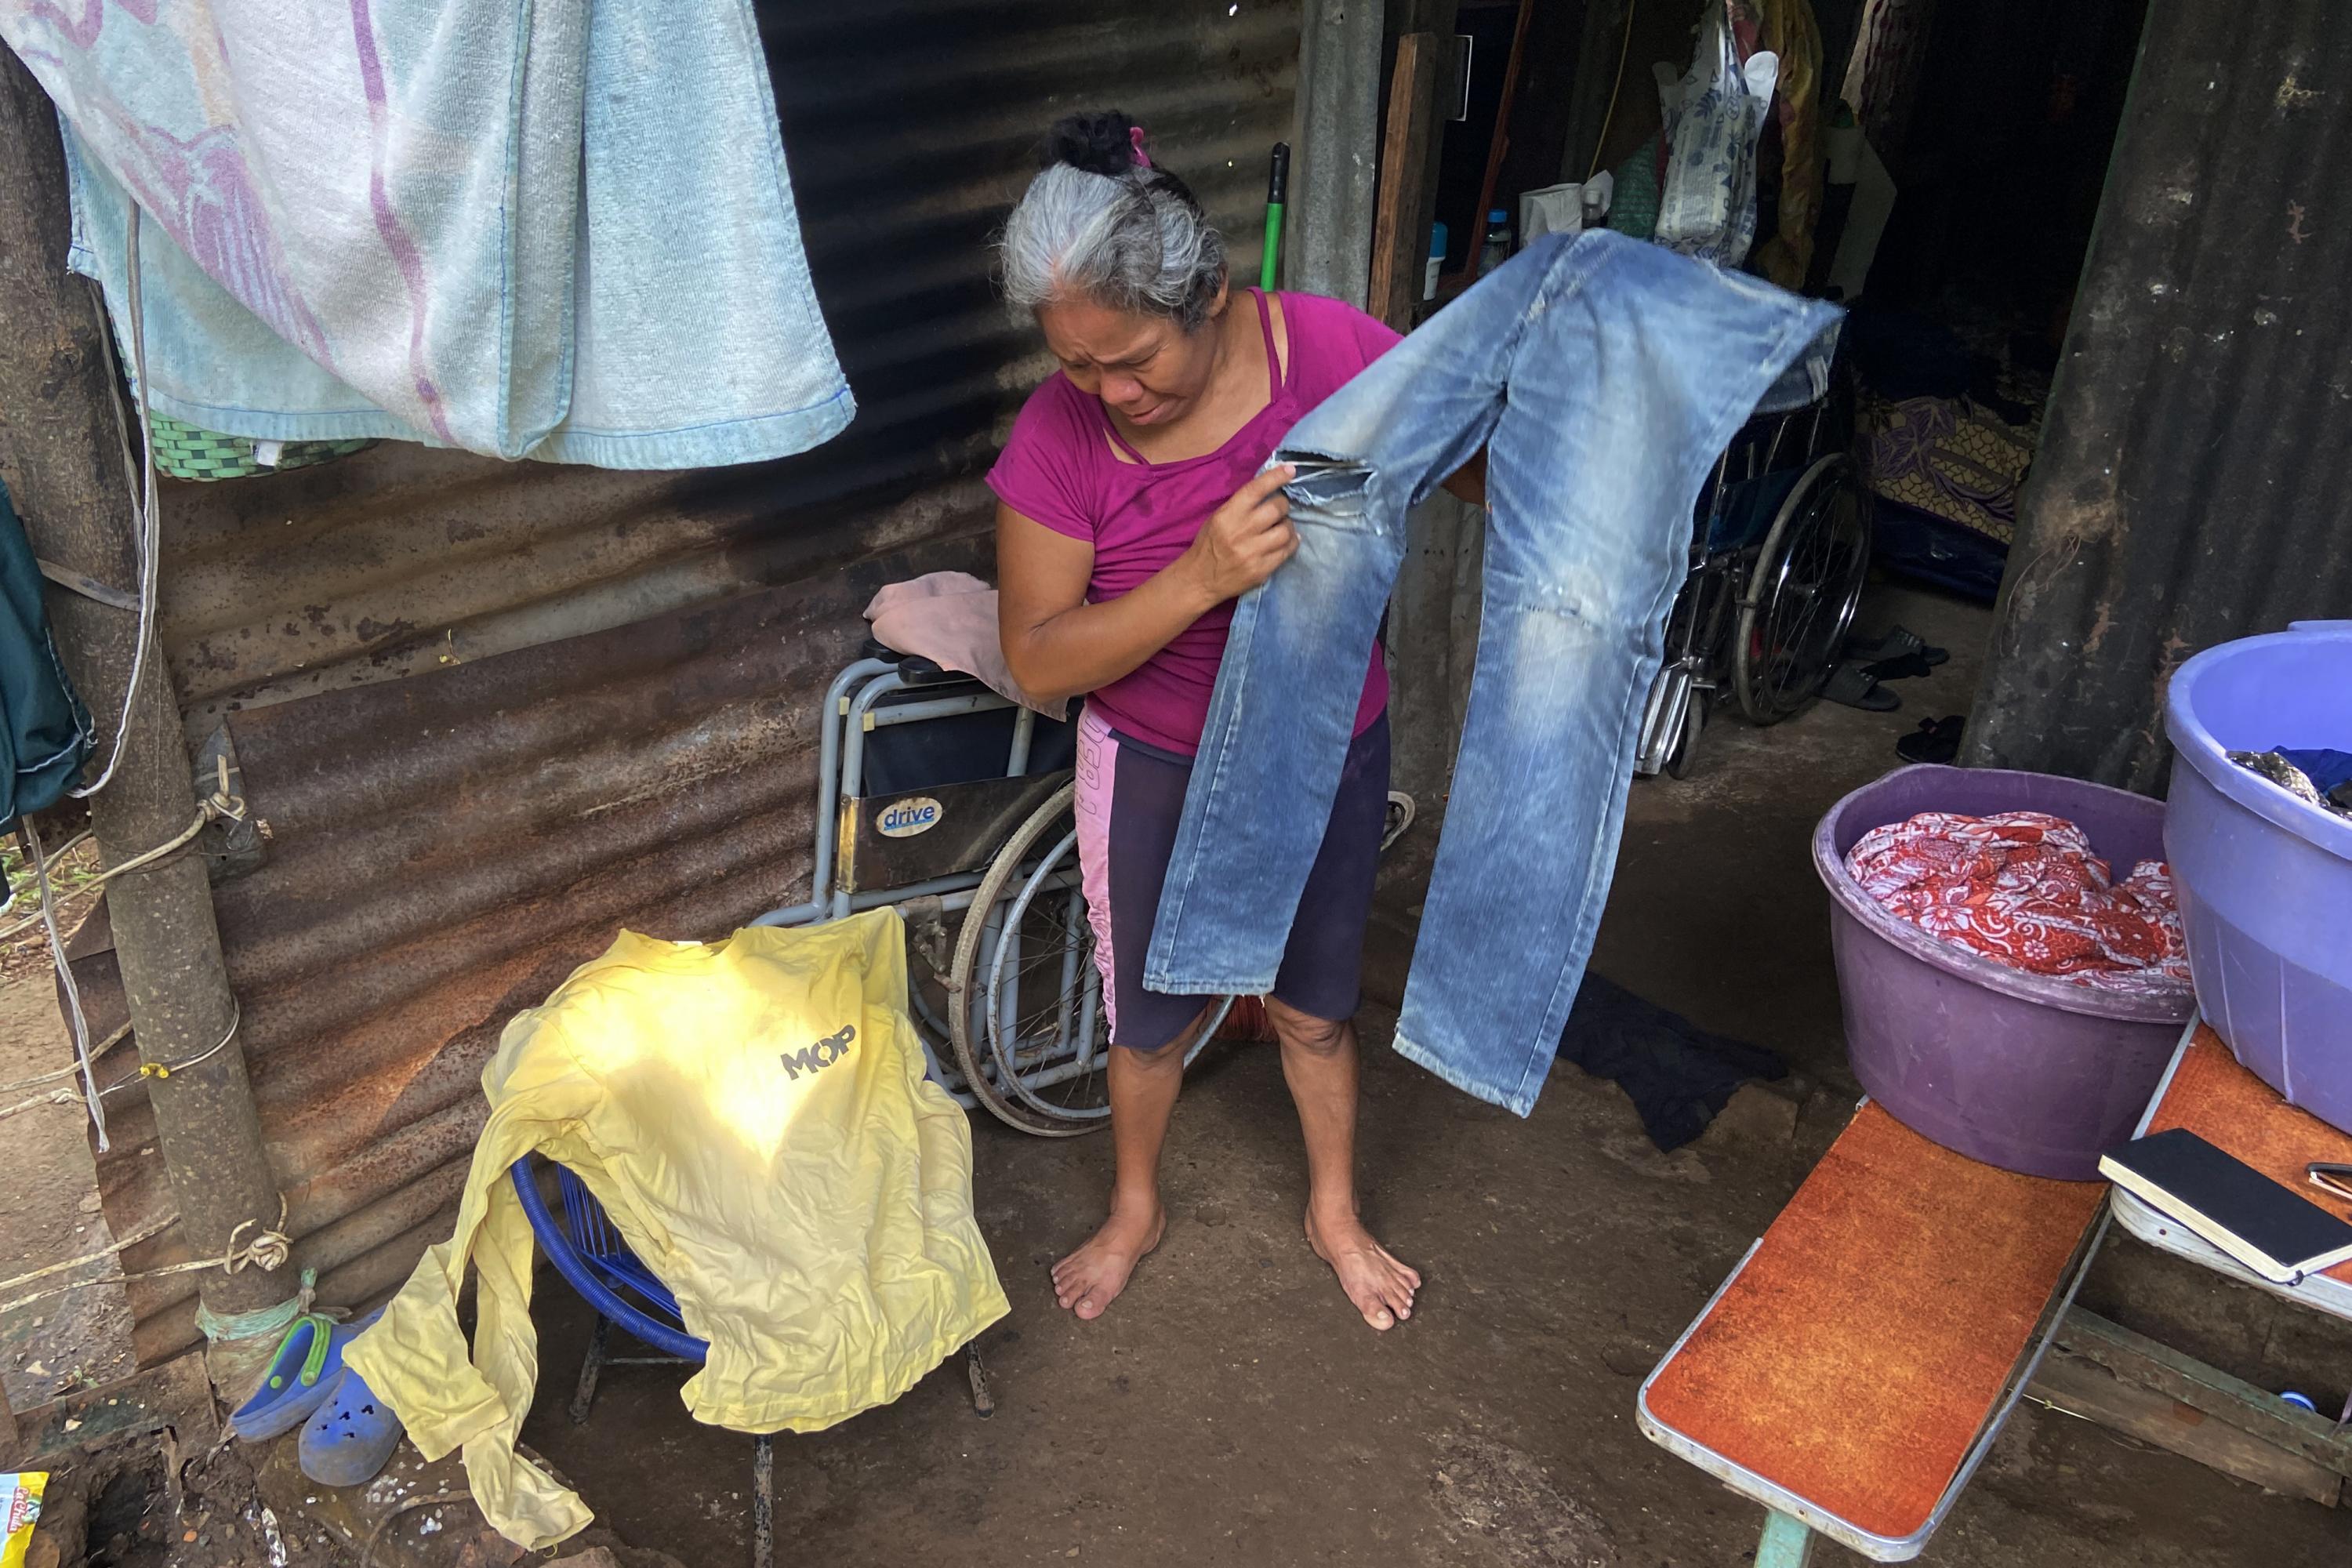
1374, 13, 1475, 826
0, 51, 285, 1327
1291, 0, 1385, 307
1367, 32, 1440, 332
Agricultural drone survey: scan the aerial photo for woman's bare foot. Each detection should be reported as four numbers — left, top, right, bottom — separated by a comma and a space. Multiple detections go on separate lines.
1051, 1200, 1166, 1320
1305, 1207, 1421, 1330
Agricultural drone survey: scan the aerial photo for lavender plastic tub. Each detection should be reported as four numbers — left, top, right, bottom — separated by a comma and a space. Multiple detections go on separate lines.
2164, 621, 2352, 1134
1812, 765, 2195, 1180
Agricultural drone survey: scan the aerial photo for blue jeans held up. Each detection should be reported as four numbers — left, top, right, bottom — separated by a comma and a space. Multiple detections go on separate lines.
1142, 230, 1841, 1116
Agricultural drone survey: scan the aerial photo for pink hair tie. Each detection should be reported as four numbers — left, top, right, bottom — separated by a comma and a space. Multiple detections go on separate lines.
1129, 125, 1152, 169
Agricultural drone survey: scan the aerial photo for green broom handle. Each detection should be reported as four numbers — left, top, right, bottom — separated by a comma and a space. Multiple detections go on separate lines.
1260, 142, 1289, 291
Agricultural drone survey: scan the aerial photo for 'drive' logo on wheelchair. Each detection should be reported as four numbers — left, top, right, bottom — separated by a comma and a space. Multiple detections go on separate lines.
878, 796, 943, 837
781, 1023, 855, 1081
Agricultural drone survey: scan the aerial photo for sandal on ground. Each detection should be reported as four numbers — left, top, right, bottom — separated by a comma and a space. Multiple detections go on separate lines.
1860, 649, 1937, 683
1846, 626, 1948, 666
229, 1312, 370, 1442
299, 1366, 407, 1487
1823, 659, 1900, 712
1896, 714, 1966, 765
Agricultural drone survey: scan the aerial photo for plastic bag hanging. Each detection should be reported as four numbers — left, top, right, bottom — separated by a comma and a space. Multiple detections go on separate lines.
1653, 0, 1780, 267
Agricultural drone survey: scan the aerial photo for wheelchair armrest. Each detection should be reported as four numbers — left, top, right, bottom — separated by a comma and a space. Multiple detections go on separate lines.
897, 655, 971, 688
859, 637, 975, 688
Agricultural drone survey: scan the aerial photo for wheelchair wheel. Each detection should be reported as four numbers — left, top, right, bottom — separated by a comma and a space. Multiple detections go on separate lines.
1733, 452, 1869, 724
948, 782, 1228, 1136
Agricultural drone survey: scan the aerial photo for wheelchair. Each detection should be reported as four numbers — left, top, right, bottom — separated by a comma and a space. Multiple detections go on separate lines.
752, 641, 1234, 1138
1634, 346, 1869, 779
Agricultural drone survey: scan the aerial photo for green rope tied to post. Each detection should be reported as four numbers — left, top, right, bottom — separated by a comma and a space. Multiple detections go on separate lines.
194, 1266, 317, 1345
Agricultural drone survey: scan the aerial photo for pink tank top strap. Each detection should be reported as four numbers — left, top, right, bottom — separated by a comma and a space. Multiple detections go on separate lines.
1251, 289, 1283, 397
1102, 412, 1149, 466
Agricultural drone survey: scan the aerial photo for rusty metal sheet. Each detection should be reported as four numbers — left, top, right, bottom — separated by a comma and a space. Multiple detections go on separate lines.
159, 1, 1302, 734
1967, 0, 2352, 789
89, 0, 1303, 1361
107, 539, 981, 1355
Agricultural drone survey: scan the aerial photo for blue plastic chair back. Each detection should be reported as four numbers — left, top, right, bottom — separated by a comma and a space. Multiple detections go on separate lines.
510, 1155, 706, 1361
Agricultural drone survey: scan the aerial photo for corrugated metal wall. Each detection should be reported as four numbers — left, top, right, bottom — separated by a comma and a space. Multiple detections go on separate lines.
1965, 0, 2352, 790
86, 0, 1302, 1362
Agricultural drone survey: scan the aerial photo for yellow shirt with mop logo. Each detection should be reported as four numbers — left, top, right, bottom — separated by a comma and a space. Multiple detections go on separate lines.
345, 911, 1008, 1550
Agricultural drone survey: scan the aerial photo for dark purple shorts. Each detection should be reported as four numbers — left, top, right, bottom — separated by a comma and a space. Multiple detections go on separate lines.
1074, 704, 1389, 1051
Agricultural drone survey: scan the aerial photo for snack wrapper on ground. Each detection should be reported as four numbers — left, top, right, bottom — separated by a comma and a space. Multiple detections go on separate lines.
0, 1474, 45, 1568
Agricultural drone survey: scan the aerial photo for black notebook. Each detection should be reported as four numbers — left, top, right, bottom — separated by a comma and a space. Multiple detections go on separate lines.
2100, 1128, 2352, 1285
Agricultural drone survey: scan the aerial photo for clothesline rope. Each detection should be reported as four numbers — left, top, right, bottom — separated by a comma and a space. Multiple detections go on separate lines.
46, 758, 244, 887
0, 1020, 129, 1102
0, 826, 92, 931
139, 999, 241, 1081
28, 812, 108, 1144
21, 757, 250, 1148
0, 1196, 292, 1319
0, 1002, 248, 1127
69, 203, 164, 802
0, 859, 100, 946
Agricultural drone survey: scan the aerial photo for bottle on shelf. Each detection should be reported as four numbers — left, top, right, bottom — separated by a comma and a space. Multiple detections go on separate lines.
1476, 208, 1511, 278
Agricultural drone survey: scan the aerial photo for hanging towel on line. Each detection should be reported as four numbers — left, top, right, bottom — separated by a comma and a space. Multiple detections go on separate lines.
3, 0, 852, 468
345, 912, 1008, 1550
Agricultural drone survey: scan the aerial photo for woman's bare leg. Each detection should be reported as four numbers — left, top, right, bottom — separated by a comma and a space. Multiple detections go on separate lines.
1051, 1007, 1212, 1319
1267, 996, 1421, 1330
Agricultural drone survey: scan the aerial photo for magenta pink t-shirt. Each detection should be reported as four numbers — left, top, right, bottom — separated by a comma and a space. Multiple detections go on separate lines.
986, 290, 1399, 756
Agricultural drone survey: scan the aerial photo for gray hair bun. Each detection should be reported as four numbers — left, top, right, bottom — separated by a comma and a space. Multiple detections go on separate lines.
1000, 111, 1228, 331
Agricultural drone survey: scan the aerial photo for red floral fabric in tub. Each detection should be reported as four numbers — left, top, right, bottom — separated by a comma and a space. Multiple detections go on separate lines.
1844, 811, 2191, 996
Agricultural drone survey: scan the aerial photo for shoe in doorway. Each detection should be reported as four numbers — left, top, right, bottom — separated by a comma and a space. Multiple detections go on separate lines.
1896, 715, 1966, 765
1824, 659, 1900, 712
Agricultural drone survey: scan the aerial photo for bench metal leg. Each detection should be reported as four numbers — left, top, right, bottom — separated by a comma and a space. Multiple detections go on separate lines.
753, 1433, 775, 1568
570, 1315, 612, 1425
1756, 1508, 1814, 1567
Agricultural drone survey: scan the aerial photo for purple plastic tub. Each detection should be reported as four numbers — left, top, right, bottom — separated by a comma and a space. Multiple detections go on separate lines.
2164, 621, 2352, 1133
1813, 765, 2195, 1180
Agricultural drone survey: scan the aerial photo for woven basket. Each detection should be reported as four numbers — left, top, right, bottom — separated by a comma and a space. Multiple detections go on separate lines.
147, 415, 375, 482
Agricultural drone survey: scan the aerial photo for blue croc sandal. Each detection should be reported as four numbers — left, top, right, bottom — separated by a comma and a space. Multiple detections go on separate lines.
299, 1367, 406, 1487
229, 1313, 353, 1442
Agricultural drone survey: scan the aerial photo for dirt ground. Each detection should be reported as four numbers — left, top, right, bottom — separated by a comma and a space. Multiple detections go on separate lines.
517, 1021, 2350, 1567
6, 584, 2350, 1566
510, 586, 2349, 1567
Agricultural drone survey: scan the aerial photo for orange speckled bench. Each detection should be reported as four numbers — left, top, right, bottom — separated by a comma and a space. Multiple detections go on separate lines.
2114, 1024, 2352, 1317
1639, 1102, 2108, 1563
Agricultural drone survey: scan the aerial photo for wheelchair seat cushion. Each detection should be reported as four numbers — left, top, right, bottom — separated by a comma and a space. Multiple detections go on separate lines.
866, 572, 1069, 718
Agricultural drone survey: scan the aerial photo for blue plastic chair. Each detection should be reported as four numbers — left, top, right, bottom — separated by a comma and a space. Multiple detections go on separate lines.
510, 1154, 992, 1568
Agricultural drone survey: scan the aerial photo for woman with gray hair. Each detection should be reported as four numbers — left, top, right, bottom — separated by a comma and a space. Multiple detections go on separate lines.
989, 111, 1482, 1332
